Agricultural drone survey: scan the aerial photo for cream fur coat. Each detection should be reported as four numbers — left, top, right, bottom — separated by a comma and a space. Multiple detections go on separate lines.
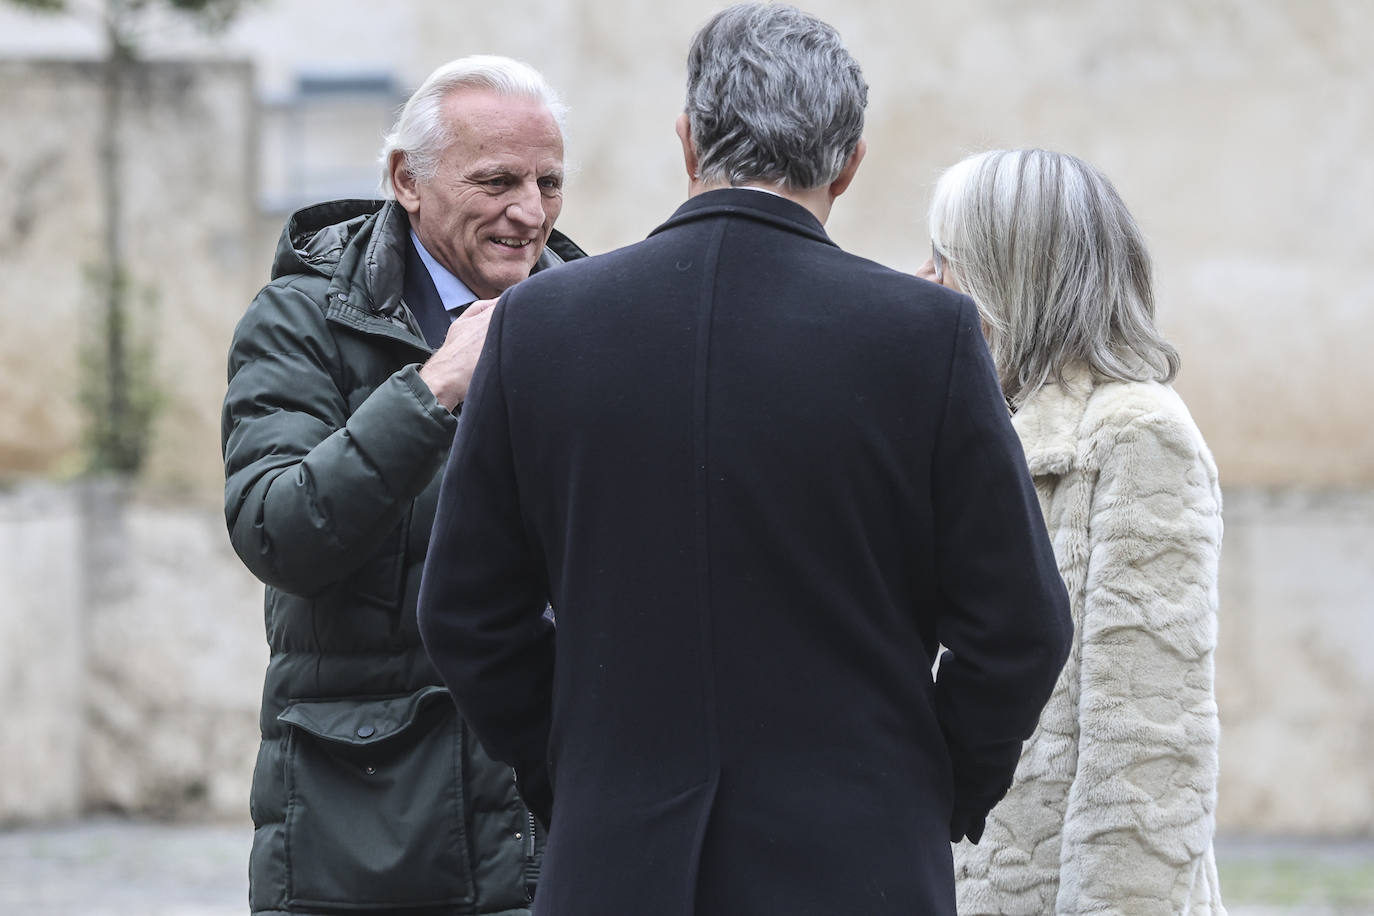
953, 372, 1226, 915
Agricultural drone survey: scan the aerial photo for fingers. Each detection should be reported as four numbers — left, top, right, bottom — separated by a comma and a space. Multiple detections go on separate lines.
421, 301, 499, 410
462, 297, 499, 319
438, 302, 494, 349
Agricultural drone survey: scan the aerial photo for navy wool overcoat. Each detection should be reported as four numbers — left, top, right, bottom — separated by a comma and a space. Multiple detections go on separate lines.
419, 189, 1072, 916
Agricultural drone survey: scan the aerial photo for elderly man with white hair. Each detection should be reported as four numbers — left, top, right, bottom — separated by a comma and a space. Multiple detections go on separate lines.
222, 55, 584, 916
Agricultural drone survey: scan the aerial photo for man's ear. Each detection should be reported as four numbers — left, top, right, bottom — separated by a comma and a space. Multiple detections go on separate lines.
675, 113, 700, 182
389, 150, 421, 215
827, 138, 867, 201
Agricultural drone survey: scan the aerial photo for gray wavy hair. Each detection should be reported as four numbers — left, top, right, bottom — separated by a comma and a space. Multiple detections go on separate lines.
928, 149, 1180, 407
685, 3, 867, 190
378, 55, 567, 197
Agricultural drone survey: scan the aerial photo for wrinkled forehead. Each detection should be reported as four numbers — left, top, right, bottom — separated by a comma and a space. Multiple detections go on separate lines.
441, 89, 563, 154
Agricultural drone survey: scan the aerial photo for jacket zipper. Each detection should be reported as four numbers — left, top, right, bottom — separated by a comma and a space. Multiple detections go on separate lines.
516, 769, 539, 902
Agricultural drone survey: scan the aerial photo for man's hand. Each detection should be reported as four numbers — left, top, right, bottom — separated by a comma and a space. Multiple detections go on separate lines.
418, 298, 498, 410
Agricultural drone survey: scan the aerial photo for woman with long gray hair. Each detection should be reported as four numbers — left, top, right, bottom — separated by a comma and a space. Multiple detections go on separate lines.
919, 149, 1227, 914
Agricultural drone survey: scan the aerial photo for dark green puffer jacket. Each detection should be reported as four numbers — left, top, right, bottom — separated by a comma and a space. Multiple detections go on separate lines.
222, 199, 584, 915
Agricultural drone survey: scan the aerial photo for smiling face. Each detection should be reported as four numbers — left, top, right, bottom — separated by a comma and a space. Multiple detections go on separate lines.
392, 89, 565, 300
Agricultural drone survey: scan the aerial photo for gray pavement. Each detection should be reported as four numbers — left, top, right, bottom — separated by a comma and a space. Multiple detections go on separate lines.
1, 818, 247, 916
1, 817, 1371, 914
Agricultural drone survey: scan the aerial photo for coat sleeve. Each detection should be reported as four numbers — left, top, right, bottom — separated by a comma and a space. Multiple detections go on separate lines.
1055, 410, 1223, 914
221, 282, 456, 597
930, 300, 1075, 831
416, 295, 555, 823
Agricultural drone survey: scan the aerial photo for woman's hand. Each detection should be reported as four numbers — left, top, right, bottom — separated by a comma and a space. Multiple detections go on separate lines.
917, 255, 951, 288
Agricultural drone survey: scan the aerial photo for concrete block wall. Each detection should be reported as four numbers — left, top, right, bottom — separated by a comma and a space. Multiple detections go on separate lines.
1, 481, 263, 825
77, 480, 264, 819
1215, 488, 1374, 834
0, 480, 1370, 834
4, 2, 1373, 495
0, 483, 84, 822
0, 1, 1369, 836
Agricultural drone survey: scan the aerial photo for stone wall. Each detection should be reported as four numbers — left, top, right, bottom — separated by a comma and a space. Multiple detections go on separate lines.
0, 484, 83, 822
0, 1, 1370, 836
0, 58, 257, 498
371, 0, 1374, 488
2, 1, 1371, 492
1, 480, 1369, 833
77, 480, 264, 819
0, 481, 263, 825
1215, 488, 1374, 834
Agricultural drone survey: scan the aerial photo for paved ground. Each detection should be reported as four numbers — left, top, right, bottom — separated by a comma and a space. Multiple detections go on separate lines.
1, 817, 1371, 914
0, 818, 246, 916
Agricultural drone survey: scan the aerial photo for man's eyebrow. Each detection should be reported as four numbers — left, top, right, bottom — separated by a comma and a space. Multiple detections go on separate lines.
464, 165, 564, 182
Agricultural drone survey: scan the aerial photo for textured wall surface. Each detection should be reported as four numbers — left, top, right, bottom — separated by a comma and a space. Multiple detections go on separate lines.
0, 484, 83, 823
0, 1, 1369, 834
0, 0, 1369, 491
77, 480, 264, 819
0, 59, 257, 497
0, 481, 1369, 832
0, 482, 263, 823
1215, 488, 1374, 835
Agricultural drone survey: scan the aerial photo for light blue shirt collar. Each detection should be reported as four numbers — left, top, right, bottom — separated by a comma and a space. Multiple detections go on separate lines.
410, 230, 477, 316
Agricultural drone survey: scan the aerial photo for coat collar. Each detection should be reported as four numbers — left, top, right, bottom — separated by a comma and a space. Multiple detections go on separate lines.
649, 187, 837, 248
276, 199, 583, 355
1011, 366, 1097, 476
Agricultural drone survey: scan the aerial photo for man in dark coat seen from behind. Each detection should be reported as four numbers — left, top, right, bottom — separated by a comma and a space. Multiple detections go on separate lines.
418, 6, 1073, 915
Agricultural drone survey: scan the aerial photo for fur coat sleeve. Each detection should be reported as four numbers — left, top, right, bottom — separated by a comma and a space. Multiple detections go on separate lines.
1055, 386, 1226, 914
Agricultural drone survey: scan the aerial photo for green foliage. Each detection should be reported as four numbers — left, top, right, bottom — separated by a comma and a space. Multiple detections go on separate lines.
4, 0, 256, 475
163, 0, 253, 31
6, 0, 253, 29
1219, 849, 1374, 908
6, 0, 67, 12
77, 265, 164, 475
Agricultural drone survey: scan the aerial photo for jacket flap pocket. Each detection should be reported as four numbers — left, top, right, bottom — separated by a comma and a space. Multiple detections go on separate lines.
278, 685, 449, 746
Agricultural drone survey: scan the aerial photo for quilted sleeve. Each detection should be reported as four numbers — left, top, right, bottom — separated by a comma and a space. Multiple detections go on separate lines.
221, 282, 456, 596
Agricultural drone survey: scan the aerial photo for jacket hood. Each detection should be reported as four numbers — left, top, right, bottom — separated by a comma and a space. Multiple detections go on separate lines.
270, 198, 588, 316
271, 198, 389, 282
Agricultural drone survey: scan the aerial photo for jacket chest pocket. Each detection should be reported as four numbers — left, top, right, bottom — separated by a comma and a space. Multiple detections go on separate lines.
278, 687, 475, 910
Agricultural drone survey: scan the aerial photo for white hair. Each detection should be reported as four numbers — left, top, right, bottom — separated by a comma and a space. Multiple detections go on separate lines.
928, 149, 1180, 407
378, 55, 567, 197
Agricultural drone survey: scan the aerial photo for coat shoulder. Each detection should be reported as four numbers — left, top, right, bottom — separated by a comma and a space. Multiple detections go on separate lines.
227, 274, 338, 375
1079, 381, 1216, 479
